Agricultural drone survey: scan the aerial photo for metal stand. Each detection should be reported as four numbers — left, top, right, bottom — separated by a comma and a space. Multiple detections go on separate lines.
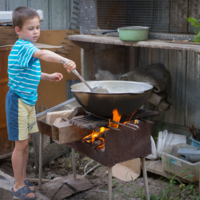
108, 167, 112, 200
141, 157, 150, 200
72, 148, 76, 180
38, 132, 44, 190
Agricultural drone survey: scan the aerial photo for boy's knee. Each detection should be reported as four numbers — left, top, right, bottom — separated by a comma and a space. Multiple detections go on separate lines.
14, 139, 29, 151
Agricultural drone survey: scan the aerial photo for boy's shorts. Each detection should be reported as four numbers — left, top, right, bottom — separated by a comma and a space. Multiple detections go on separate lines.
6, 90, 39, 141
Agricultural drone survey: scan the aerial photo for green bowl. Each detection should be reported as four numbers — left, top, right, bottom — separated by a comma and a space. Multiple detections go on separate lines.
118, 26, 149, 41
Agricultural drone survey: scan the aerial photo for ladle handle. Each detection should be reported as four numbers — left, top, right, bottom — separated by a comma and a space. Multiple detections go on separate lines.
60, 59, 93, 91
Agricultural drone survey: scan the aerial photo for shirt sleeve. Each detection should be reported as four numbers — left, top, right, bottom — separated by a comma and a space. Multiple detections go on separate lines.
18, 42, 40, 68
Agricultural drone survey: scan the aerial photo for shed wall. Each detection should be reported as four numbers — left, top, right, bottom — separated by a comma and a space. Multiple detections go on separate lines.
0, 0, 75, 30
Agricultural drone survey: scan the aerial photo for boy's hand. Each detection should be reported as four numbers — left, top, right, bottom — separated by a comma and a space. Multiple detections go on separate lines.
48, 73, 63, 82
62, 59, 76, 73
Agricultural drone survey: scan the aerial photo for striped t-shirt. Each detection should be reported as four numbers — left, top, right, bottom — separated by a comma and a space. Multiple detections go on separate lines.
8, 39, 41, 106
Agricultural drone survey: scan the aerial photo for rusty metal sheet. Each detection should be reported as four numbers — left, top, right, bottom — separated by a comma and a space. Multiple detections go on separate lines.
66, 121, 151, 167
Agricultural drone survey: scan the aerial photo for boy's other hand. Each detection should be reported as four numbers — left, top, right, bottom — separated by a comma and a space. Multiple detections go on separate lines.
62, 59, 76, 73
49, 73, 63, 82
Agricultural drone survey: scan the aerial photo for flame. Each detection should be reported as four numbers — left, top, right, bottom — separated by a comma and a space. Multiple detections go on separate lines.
109, 109, 121, 128
82, 109, 138, 149
123, 110, 138, 125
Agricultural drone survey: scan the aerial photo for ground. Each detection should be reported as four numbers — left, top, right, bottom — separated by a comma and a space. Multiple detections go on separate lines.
0, 150, 200, 200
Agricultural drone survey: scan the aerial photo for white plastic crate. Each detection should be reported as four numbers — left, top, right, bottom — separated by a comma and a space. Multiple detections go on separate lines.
160, 143, 200, 182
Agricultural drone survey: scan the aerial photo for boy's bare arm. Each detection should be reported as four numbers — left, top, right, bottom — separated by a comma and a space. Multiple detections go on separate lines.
41, 72, 63, 82
33, 49, 76, 72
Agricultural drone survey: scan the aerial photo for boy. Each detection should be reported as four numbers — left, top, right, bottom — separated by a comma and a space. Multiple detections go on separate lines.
6, 6, 76, 199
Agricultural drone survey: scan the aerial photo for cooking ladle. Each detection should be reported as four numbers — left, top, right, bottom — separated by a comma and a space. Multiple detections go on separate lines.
60, 60, 109, 93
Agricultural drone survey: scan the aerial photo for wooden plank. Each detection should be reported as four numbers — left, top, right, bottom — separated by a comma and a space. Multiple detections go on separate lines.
188, 0, 200, 33
138, 47, 150, 67
186, 52, 200, 129
28, 0, 49, 30
0, 0, 6, 11
40, 174, 92, 200
52, 120, 90, 144
164, 50, 186, 126
0, 27, 18, 45
145, 160, 190, 183
7, 0, 27, 10
69, 35, 200, 53
170, 0, 188, 33
51, 0, 70, 30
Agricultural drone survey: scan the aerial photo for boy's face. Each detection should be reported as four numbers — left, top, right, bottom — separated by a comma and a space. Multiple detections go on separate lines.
15, 16, 40, 43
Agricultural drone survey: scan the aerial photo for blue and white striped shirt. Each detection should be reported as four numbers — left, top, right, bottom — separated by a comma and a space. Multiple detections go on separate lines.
8, 39, 41, 106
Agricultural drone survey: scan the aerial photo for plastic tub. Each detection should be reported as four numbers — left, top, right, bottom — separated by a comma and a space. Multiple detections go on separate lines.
189, 136, 200, 148
157, 130, 186, 158
160, 143, 200, 182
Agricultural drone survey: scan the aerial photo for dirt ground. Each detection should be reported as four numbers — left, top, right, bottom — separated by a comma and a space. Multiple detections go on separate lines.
0, 150, 199, 200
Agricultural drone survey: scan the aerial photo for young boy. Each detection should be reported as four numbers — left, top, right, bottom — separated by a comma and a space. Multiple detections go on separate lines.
6, 6, 76, 199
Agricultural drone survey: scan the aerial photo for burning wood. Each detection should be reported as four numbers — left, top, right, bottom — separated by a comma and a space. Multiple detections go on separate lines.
82, 109, 139, 150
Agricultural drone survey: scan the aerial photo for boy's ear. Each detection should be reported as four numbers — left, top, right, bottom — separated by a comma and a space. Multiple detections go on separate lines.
14, 26, 20, 35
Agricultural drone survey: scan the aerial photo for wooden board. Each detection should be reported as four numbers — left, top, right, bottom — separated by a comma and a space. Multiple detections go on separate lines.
145, 160, 190, 183
170, 0, 188, 33
52, 119, 91, 144
69, 35, 200, 53
0, 27, 18, 45
39, 174, 92, 200
186, 52, 200, 129
164, 50, 186, 126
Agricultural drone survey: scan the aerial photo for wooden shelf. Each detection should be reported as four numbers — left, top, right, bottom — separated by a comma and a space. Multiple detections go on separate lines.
69, 34, 200, 53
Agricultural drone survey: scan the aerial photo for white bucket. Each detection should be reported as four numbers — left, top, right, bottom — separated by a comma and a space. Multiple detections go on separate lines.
157, 130, 186, 158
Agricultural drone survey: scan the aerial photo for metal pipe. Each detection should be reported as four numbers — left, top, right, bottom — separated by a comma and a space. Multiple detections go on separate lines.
141, 157, 150, 200
38, 132, 43, 190
108, 167, 112, 200
72, 148, 76, 180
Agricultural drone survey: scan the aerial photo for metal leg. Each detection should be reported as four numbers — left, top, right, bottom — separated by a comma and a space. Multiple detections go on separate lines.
72, 148, 76, 180
108, 167, 112, 200
38, 132, 43, 190
141, 157, 150, 200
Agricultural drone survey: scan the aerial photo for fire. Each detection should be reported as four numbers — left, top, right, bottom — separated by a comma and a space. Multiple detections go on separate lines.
109, 109, 121, 128
82, 109, 138, 150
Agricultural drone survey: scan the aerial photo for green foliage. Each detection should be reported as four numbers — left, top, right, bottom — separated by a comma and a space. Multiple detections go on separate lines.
187, 11, 200, 42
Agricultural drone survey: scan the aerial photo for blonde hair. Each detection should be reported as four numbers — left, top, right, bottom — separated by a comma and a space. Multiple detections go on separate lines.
12, 7, 40, 29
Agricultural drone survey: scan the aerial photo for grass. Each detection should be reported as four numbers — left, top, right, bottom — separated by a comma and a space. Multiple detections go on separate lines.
111, 159, 200, 200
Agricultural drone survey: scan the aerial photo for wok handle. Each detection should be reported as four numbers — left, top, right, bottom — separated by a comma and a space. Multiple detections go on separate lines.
60, 59, 93, 91
102, 30, 118, 34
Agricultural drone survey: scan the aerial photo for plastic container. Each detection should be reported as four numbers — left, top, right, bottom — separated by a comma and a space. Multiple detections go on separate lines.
160, 143, 200, 182
189, 136, 200, 148
157, 130, 186, 158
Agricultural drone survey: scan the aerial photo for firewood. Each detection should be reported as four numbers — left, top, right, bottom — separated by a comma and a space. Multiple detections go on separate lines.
82, 131, 105, 142
93, 139, 104, 147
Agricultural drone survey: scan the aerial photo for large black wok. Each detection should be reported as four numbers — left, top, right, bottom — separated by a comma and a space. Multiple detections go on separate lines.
71, 81, 153, 118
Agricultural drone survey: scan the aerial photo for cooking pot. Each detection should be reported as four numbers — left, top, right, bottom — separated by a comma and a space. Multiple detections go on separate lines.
71, 81, 153, 117
102, 26, 149, 41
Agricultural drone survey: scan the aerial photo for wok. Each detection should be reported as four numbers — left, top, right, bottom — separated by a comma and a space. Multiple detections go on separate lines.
71, 81, 153, 118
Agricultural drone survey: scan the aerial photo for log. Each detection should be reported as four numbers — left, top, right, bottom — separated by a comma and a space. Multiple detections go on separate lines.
82, 131, 105, 142
93, 139, 104, 147
52, 119, 92, 144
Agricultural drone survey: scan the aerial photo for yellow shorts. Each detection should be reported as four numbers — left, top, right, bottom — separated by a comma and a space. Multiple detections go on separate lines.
6, 90, 38, 141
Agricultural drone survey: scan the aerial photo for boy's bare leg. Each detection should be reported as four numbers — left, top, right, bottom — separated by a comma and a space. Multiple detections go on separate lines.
12, 138, 35, 198
22, 134, 35, 191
